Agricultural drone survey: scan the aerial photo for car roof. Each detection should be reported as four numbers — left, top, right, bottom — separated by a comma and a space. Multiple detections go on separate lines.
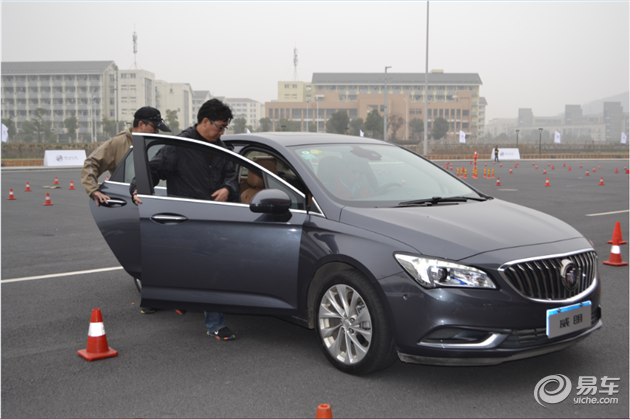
221, 132, 392, 149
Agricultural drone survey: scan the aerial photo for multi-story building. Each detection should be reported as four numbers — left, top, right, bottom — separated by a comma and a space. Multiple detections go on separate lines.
266, 71, 485, 140
1, 61, 119, 141
154, 81, 194, 128
224, 98, 265, 129
603, 102, 624, 141
192, 90, 211, 121
115, 68, 156, 123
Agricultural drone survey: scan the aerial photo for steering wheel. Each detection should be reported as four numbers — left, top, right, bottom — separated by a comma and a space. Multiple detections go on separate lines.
376, 182, 403, 195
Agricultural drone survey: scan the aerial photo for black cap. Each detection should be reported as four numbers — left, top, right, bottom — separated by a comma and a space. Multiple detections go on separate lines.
134, 107, 171, 132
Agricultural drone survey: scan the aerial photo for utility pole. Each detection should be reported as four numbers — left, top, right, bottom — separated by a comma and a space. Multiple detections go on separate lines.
384, 66, 391, 141
423, 1, 430, 155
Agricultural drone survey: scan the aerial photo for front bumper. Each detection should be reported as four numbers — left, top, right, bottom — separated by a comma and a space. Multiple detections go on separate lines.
397, 318, 602, 366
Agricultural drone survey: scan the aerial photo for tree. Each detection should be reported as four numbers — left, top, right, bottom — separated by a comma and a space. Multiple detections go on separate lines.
364, 110, 383, 139
258, 117, 272, 132
496, 133, 509, 142
1, 118, 17, 140
232, 117, 247, 134
349, 118, 364, 136
409, 118, 424, 141
431, 117, 449, 140
101, 117, 117, 138
275, 118, 301, 132
64, 116, 79, 142
165, 109, 180, 134
21, 108, 58, 143
325, 110, 350, 134
307, 122, 317, 133
388, 113, 405, 141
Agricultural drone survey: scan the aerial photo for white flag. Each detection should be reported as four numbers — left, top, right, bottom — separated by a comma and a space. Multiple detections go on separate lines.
1, 124, 8, 143
622, 132, 627, 144
459, 130, 466, 143
554, 131, 561, 143
360, 129, 364, 137
246, 128, 251, 134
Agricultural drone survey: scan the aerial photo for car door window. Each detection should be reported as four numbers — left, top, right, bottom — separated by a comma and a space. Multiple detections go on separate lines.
242, 149, 311, 211
122, 145, 167, 188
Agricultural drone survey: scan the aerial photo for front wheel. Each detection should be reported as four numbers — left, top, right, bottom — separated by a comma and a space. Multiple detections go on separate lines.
315, 269, 397, 375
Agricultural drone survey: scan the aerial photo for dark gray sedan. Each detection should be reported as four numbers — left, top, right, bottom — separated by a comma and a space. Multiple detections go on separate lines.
91, 132, 602, 375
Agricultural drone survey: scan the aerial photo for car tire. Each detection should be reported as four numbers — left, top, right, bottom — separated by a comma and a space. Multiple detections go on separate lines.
134, 278, 142, 294
315, 269, 398, 375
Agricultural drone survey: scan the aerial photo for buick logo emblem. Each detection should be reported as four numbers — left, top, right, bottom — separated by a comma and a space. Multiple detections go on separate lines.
560, 259, 581, 291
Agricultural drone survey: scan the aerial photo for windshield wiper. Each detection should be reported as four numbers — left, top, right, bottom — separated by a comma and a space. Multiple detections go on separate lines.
397, 195, 488, 207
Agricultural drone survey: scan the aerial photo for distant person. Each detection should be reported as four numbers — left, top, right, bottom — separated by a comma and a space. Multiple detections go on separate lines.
81, 107, 170, 206
493, 146, 500, 163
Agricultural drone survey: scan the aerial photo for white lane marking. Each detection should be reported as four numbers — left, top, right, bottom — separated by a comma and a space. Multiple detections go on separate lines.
585, 210, 629, 217
2, 266, 123, 283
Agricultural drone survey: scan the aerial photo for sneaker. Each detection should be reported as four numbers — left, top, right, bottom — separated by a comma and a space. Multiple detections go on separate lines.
208, 327, 235, 340
140, 307, 156, 314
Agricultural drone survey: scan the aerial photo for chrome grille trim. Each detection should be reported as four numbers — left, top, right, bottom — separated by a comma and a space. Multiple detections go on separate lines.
499, 250, 598, 302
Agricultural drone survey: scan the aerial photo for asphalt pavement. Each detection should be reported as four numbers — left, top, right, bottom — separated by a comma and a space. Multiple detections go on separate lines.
1, 159, 628, 418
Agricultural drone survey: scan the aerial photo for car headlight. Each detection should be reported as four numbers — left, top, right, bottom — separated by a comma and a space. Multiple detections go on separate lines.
394, 254, 496, 289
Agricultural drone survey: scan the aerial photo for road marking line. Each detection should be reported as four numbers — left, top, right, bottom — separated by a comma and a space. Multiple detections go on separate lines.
2, 267, 123, 283
585, 210, 629, 217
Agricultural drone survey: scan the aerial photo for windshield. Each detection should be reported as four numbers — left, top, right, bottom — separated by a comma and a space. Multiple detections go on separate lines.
292, 143, 479, 207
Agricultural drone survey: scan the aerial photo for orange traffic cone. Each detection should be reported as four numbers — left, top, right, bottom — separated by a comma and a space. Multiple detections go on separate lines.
552, 165, 555, 170
607, 221, 627, 245
547, 162, 551, 167
499, 163, 502, 167
580, 163, 583, 168
592, 168, 596, 173
544, 178, 550, 187
316, 404, 333, 419
69, 180, 76, 190
54, 176, 59, 185
496, 177, 501, 186
599, 177, 605, 186
568, 165, 572, 171
509, 168, 513, 174
7, 188, 16, 200
615, 168, 619, 174
535, 165, 538, 170
43, 192, 53, 206
603, 235, 628, 267
563, 162, 566, 167
532, 161, 535, 166
105, 175, 109, 181
598, 164, 601, 170
543, 168, 547, 174
77, 308, 118, 361
24, 182, 32, 192
585, 170, 589, 176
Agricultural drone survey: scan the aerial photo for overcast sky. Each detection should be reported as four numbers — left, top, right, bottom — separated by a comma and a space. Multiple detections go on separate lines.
2, 1, 628, 121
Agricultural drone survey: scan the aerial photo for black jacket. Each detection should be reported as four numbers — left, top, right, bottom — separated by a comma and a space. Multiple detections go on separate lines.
130, 125, 240, 202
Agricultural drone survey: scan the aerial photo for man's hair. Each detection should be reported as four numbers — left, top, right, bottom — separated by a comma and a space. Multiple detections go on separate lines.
197, 99, 233, 124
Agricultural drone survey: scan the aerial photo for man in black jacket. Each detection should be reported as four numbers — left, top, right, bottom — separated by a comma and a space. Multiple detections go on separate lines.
131, 99, 238, 340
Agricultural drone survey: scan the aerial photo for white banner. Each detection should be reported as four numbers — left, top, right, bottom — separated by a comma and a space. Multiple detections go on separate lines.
459, 130, 466, 143
622, 132, 627, 144
360, 129, 364, 137
43, 150, 87, 167
489, 148, 521, 160
1, 124, 8, 143
554, 131, 561, 143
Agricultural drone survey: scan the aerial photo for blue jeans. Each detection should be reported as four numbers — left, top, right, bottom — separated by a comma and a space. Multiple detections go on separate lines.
204, 311, 226, 334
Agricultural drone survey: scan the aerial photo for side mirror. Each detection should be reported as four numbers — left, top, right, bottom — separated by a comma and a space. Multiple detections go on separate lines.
249, 189, 292, 215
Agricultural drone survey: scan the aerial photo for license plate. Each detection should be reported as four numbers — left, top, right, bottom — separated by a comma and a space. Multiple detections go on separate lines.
546, 301, 591, 339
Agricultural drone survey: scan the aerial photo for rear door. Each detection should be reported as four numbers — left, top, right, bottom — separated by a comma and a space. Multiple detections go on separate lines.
133, 134, 308, 315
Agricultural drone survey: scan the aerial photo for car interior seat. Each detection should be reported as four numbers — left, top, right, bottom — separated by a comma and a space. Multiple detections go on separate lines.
241, 157, 278, 204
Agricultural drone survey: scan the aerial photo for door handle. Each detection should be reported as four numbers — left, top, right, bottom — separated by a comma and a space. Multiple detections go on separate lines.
101, 198, 127, 207
150, 214, 188, 224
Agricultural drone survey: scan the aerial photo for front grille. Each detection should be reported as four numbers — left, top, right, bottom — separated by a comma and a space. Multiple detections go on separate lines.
501, 306, 600, 348
500, 251, 597, 300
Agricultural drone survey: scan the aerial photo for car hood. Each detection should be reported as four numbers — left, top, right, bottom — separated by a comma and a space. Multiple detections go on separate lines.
339, 198, 584, 261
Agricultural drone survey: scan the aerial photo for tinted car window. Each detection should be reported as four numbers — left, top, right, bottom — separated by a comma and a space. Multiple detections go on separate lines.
293, 144, 477, 207
124, 145, 166, 187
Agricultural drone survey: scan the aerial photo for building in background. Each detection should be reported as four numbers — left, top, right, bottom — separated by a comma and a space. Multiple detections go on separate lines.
224, 98, 265, 129
266, 71, 485, 140
1, 61, 119, 141
192, 90, 211, 121
154, 81, 194, 128
116, 68, 156, 123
